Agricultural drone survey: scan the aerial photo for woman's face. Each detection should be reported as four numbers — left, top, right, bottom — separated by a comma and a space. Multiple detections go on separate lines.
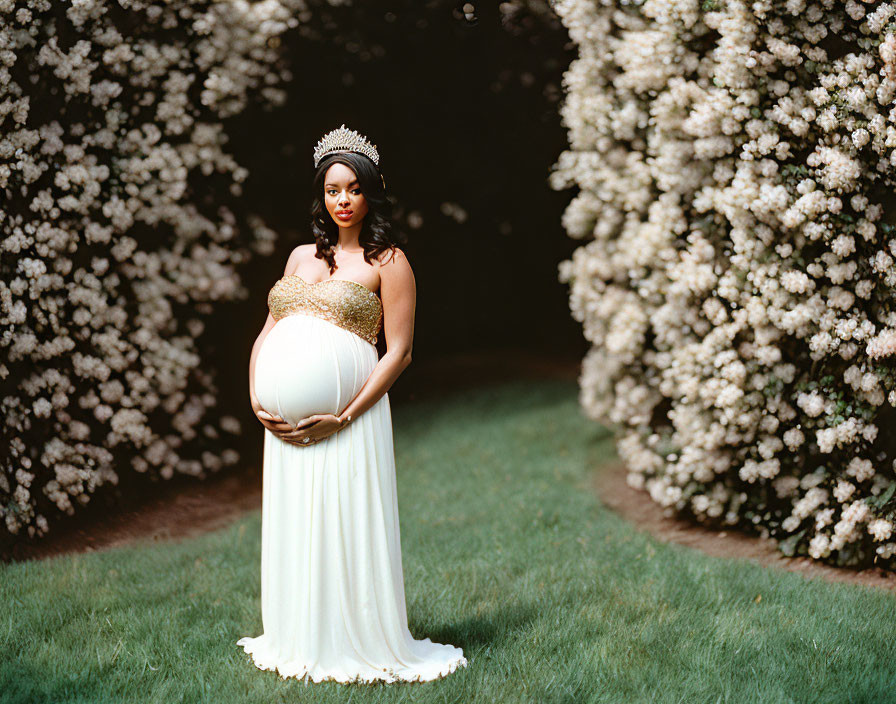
324, 162, 369, 229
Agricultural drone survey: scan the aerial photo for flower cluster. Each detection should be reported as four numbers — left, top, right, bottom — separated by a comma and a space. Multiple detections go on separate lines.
550, 0, 896, 568
0, 0, 311, 539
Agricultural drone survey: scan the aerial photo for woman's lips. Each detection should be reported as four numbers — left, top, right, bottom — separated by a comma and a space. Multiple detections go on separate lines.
335, 211, 353, 220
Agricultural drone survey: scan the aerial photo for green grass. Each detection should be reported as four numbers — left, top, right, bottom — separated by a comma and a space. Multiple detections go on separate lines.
3, 377, 896, 703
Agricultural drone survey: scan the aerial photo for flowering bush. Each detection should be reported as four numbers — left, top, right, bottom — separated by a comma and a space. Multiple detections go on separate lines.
0, 0, 317, 540
550, 0, 896, 567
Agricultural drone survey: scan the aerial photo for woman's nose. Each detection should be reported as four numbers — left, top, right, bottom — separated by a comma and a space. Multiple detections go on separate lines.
337, 191, 350, 205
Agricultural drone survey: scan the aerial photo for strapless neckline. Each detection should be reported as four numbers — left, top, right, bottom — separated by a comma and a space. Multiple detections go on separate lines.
268, 273, 383, 345
285, 274, 380, 304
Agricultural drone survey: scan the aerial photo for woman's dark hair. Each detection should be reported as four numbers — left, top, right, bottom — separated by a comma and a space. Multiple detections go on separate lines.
310, 151, 407, 274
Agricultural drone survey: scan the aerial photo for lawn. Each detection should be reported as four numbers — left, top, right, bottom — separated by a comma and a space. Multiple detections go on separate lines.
3, 377, 895, 703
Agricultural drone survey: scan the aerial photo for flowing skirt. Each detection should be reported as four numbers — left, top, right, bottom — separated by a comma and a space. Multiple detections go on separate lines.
237, 314, 467, 684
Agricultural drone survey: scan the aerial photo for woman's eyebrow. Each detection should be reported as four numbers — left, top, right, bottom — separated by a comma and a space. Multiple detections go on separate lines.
324, 180, 359, 187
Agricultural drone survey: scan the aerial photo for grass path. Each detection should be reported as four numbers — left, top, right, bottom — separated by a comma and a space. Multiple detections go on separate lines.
3, 378, 896, 703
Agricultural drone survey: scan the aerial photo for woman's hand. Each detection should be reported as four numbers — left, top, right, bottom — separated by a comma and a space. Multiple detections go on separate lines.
254, 409, 298, 435
255, 409, 345, 446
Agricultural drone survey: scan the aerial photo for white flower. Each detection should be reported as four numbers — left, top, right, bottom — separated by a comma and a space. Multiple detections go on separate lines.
808, 533, 831, 559
845, 457, 875, 483
0, 0, 310, 538
548, 0, 896, 568
868, 519, 893, 542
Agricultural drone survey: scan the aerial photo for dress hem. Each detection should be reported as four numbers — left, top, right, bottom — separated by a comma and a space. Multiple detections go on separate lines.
236, 638, 468, 685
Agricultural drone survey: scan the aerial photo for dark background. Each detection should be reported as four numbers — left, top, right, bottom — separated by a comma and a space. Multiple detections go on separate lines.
220, 1, 586, 408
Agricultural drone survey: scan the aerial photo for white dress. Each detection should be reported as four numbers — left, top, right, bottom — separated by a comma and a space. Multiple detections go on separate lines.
236, 274, 468, 684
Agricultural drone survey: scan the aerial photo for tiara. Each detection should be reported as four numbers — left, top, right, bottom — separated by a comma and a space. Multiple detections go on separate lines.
313, 124, 380, 168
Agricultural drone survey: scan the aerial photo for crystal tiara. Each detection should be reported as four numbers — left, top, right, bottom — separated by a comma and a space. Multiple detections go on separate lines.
313, 124, 380, 168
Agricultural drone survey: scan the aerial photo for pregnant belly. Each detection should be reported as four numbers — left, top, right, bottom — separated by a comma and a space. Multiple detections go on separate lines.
254, 314, 377, 427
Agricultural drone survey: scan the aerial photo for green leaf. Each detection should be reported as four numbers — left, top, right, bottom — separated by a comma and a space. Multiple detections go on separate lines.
777, 528, 808, 557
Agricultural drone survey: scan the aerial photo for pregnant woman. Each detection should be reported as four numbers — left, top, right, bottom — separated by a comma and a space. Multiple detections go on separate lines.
236, 125, 468, 684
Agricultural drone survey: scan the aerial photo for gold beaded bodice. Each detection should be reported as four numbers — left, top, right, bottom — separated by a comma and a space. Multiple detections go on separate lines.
267, 275, 383, 345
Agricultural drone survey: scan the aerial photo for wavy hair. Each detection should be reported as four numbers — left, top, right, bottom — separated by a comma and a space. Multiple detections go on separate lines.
309, 151, 406, 273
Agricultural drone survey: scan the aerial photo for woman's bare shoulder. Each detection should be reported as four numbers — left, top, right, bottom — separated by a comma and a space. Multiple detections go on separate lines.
375, 247, 414, 292
283, 243, 316, 275
374, 245, 409, 269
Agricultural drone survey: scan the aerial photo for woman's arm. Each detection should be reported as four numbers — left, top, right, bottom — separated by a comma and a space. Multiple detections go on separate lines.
336, 247, 416, 424
248, 246, 303, 413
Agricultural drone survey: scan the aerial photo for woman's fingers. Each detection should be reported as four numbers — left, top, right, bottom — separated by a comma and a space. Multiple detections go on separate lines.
285, 428, 320, 442
283, 424, 329, 445
257, 410, 330, 444
259, 417, 297, 434
283, 434, 321, 446
257, 410, 291, 429
294, 415, 323, 429
262, 419, 290, 430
